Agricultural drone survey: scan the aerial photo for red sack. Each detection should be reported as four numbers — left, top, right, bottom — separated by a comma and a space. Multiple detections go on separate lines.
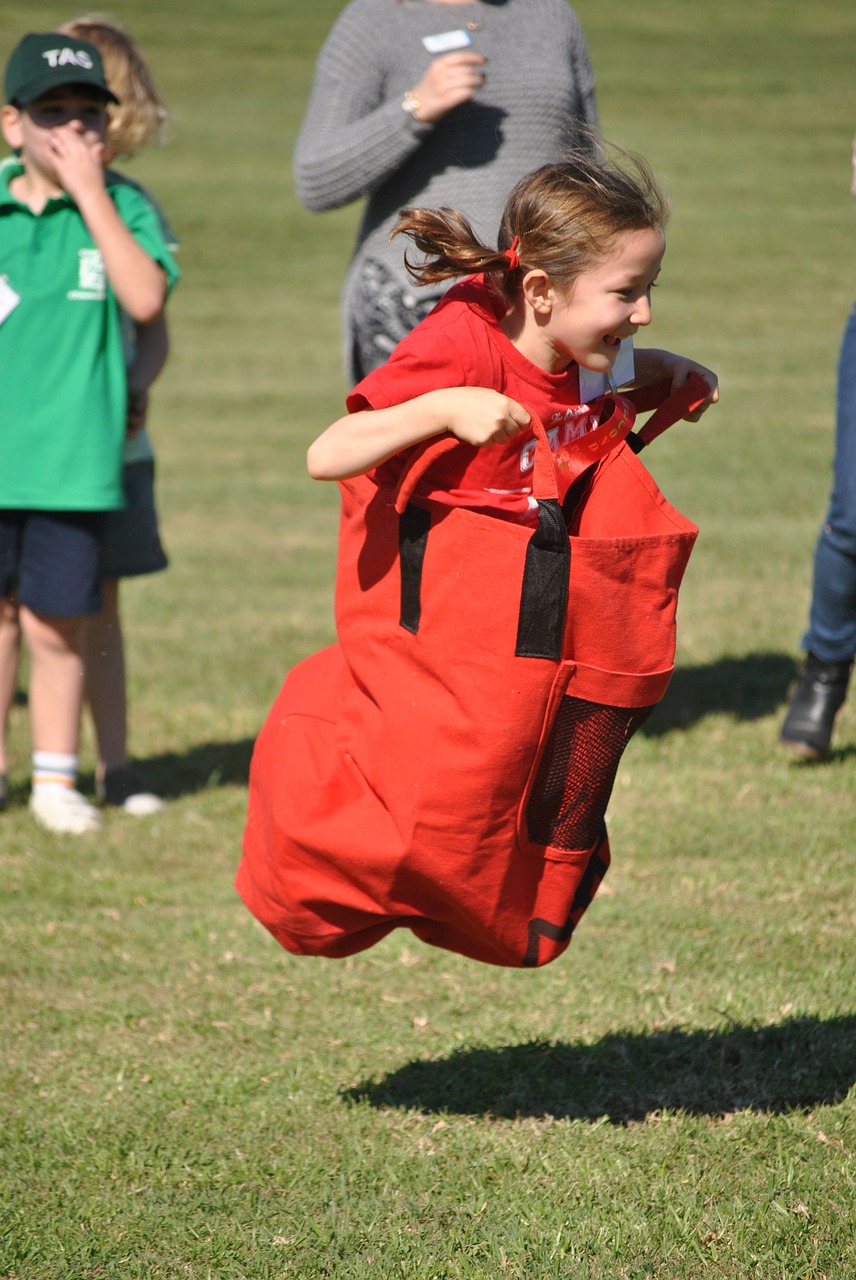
237, 376, 706, 967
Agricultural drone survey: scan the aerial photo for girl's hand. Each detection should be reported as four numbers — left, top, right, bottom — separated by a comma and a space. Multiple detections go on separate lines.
434, 386, 531, 447
409, 51, 487, 123
126, 389, 149, 437
634, 348, 719, 422
308, 387, 530, 480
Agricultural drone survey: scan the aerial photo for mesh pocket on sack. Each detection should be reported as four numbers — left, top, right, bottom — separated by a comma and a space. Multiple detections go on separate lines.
527, 696, 653, 851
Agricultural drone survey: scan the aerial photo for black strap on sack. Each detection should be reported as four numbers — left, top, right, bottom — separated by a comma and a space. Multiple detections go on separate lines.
398, 503, 431, 633
398, 491, 571, 659
515, 498, 570, 660
394, 412, 571, 652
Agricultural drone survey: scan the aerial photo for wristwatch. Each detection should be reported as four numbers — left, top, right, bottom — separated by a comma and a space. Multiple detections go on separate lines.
401, 91, 423, 122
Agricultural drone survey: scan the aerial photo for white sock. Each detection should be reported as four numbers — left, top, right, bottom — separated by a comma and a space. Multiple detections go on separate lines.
32, 751, 78, 793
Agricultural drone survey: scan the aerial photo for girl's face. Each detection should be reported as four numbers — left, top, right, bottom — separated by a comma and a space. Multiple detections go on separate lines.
525, 227, 666, 375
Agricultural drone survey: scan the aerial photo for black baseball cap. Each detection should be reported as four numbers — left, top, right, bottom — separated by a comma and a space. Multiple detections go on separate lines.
4, 32, 119, 106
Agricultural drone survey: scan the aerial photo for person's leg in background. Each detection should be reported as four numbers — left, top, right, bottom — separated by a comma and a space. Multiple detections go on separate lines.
82, 576, 164, 815
81, 458, 167, 816
781, 302, 856, 757
24, 604, 101, 834
0, 596, 21, 810
19, 512, 105, 834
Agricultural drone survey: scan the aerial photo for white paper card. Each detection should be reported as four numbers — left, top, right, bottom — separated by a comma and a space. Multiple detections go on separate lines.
578, 337, 635, 403
422, 29, 473, 54
0, 275, 20, 325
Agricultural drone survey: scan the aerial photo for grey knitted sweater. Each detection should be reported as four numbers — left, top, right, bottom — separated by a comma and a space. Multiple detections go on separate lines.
294, 0, 598, 381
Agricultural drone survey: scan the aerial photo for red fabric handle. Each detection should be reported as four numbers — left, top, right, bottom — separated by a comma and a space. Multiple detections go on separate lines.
391, 372, 710, 513
628, 371, 710, 448
394, 409, 555, 514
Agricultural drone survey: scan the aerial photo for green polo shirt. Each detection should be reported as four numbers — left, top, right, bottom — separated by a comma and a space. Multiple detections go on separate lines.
0, 160, 179, 510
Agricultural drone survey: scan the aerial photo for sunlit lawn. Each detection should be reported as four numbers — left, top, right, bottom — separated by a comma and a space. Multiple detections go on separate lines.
1, 2, 854, 1276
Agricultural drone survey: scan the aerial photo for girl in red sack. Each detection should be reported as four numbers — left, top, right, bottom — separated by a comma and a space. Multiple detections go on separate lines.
237, 149, 718, 969
306, 150, 717, 511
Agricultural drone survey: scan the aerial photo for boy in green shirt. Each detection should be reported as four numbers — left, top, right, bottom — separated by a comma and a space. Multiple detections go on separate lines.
0, 32, 179, 833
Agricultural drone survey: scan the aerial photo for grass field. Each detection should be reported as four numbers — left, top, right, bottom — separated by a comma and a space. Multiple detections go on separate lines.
1, 2, 854, 1277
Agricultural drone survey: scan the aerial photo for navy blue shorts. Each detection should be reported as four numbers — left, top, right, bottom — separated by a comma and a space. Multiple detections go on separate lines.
100, 459, 168, 579
0, 510, 107, 617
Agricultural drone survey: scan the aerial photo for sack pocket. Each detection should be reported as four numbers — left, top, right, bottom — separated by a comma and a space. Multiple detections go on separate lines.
524, 694, 653, 857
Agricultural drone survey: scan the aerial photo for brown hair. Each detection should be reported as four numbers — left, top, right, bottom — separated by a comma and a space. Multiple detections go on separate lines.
58, 13, 170, 158
393, 146, 669, 300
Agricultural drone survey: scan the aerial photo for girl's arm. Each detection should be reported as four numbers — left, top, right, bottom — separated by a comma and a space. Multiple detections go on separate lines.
307, 387, 530, 481
632, 348, 719, 422
126, 313, 170, 436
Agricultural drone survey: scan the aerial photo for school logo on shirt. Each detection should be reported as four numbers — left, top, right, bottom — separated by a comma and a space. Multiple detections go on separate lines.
67, 248, 105, 301
518, 406, 597, 473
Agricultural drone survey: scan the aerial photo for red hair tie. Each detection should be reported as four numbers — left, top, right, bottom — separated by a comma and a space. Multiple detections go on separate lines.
504, 236, 520, 272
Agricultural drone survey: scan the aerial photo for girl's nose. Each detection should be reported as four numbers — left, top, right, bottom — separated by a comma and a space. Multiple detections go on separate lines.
630, 294, 652, 327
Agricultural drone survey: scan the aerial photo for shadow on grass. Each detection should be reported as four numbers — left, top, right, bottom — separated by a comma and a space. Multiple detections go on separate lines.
642, 650, 797, 736
3, 738, 257, 810
133, 738, 256, 799
77, 738, 255, 802
341, 1015, 856, 1123
10, 682, 256, 801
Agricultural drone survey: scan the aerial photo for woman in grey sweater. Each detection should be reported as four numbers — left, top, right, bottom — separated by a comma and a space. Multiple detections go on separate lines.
294, 0, 598, 382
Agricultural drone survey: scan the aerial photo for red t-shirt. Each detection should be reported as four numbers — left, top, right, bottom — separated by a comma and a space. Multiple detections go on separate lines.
346, 276, 604, 523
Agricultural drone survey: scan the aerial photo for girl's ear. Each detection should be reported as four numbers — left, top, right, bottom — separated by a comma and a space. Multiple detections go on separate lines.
521, 269, 555, 315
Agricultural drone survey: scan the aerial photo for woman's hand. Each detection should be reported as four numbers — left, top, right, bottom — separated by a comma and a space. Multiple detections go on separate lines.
408, 51, 487, 123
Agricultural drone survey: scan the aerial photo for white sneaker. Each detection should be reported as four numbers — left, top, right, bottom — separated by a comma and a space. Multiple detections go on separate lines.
30, 785, 102, 834
121, 791, 165, 817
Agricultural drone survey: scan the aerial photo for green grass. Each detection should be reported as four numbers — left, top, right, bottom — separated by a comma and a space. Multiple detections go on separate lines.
1, 1, 854, 1277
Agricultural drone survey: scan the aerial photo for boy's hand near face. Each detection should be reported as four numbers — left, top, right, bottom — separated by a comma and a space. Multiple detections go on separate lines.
46, 121, 107, 205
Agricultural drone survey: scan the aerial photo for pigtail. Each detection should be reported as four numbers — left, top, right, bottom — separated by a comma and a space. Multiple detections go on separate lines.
392, 207, 518, 286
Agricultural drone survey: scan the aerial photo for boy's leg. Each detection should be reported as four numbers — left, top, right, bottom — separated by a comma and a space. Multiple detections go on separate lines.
22, 606, 100, 833
0, 598, 21, 806
0, 513, 25, 806
18, 512, 105, 834
22, 607, 86, 754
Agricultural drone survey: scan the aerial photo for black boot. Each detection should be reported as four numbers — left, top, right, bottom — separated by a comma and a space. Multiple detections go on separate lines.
779, 652, 853, 759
